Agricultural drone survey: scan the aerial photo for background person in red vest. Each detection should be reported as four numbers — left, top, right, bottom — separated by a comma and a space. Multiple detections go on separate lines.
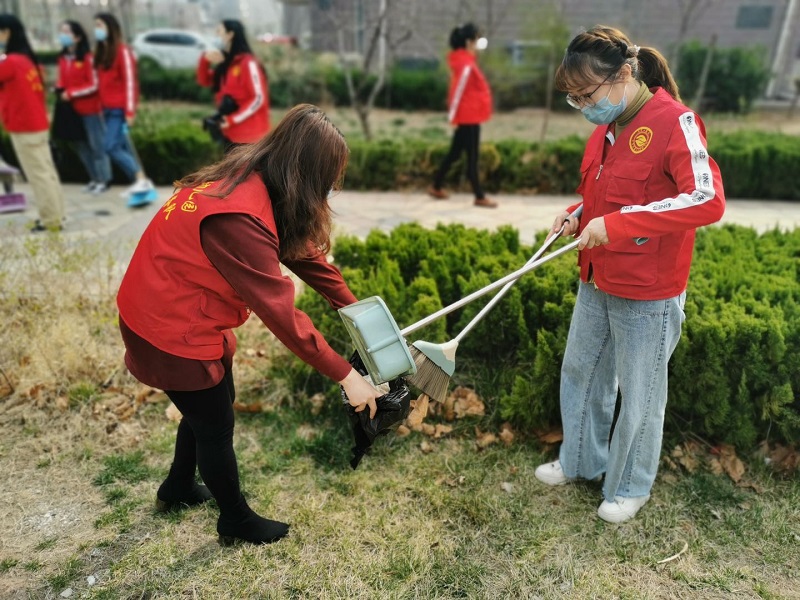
0, 14, 66, 232
428, 23, 496, 208
197, 19, 269, 149
93, 12, 154, 200
534, 26, 725, 524
117, 104, 381, 546
56, 20, 112, 195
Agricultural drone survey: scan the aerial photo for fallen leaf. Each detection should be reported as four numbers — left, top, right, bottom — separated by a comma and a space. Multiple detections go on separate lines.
718, 443, 745, 482
245, 348, 257, 357
708, 457, 724, 476
406, 394, 430, 428
233, 401, 262, 413
55, 396, 69, 412
421, 423, 436, 437
134, 386, 159, 405
165, 403, 182, 422
500, 423, 515, 446
500, 481, 513, 493
451, 386, 485, 419
475, 428, 497, 449
433, 424, 453, 439
536, 429, 563, 444
441, 394, 456, 421
420, 440, 434, 454
396, 425, 411, 437
309, 393, 326, 416
672, 443, 699, 473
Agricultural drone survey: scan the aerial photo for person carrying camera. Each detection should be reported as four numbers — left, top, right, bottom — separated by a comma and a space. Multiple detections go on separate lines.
197, 19, 269, 150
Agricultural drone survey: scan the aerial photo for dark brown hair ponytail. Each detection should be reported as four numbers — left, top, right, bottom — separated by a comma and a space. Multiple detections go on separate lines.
555, 25, 681, 102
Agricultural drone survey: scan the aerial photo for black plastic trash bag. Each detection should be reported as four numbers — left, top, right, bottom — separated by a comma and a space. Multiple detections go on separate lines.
341, 352, 412, 469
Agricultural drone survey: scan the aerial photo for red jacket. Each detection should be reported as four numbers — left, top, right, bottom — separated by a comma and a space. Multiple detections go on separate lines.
96, 44, 138, 119
447, 49, 492, 125
116, 174, 353, 381
197, 53, 269, 143
568, 88, 725, 300
0, 53, 48, 133
57, 53, 102, 116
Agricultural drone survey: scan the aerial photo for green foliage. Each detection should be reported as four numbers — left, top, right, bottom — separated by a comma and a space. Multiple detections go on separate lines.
677, 42, 771, 113
138, 62, 214, 103
289, 224, 800, 449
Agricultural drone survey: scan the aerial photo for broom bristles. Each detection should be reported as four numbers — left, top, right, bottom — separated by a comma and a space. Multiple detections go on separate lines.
406, 345, 451, 403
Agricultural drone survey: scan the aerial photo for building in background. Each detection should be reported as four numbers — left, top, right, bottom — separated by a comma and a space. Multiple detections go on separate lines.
306, 0, 800, 99
1, 0, 798, 98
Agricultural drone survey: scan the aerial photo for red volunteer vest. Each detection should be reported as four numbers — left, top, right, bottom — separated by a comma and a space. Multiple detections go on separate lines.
117, 174, 277, 360
576, 88, 715, 300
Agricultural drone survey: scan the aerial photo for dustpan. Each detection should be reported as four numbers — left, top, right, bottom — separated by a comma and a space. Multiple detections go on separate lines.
338, 296, 417, 384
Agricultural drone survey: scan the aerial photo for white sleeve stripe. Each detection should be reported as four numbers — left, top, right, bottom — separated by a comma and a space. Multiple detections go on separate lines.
448, 65, 471, 123
231, 61, 264, 125
621, 111, 716, 216
70, 67, 98, 97
122, 47, 135, 113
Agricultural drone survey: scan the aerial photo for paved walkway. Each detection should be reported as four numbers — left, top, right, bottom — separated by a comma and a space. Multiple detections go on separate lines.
1, 183, 797, 250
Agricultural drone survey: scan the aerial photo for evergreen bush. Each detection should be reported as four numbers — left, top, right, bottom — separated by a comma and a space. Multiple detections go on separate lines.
290, 223, 800, 449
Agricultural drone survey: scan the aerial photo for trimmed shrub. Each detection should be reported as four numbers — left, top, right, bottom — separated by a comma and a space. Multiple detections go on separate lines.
289, 223, 800, 449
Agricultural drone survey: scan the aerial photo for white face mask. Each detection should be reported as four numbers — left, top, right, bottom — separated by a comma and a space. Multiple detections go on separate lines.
476, 37, 488, 51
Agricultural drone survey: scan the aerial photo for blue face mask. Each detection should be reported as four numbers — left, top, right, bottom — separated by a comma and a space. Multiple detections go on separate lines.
58, 33, 75, 48
581, 85, 628, 125
94, 28, 107, 42
212, 36, 226, 50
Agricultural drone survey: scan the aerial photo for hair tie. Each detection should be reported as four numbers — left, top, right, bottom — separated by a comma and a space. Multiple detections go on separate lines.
631, 44, 641, 57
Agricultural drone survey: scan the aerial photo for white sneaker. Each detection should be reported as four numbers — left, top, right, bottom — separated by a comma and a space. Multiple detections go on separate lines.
82, 181, 98, 193
91, 182, 110, 195
597, 495, 650, 523
534, 459, 568, 486
124, 178, 154, 196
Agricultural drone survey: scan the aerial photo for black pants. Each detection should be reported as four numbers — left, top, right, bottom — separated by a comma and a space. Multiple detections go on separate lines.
433, 124, 485, 199
164, 370, 244, 515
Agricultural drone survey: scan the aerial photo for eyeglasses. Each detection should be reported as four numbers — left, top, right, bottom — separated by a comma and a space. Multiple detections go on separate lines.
566, 74, 614, 109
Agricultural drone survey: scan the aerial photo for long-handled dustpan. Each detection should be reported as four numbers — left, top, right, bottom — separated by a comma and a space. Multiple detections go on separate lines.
339, 237, 581, 386
406, 205, 584, 400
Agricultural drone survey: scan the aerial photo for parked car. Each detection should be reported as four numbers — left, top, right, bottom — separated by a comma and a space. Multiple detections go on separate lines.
132, 29, 214, 70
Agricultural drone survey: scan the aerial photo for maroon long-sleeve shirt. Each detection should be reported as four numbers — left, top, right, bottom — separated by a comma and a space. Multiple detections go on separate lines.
120, 213, 356, 391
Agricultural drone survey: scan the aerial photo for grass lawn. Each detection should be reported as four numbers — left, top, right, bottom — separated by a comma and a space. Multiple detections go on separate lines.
0, 234, 798, 599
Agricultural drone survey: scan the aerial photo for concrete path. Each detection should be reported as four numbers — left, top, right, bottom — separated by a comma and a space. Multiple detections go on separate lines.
1, 183, 797, 251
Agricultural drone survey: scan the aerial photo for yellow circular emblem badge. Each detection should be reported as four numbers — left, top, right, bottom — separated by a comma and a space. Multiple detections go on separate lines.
181, 200, 198, 212
629, 127, 653, 154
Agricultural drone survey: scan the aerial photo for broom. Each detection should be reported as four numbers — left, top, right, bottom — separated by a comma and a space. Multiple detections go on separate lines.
405, 205, 584, 402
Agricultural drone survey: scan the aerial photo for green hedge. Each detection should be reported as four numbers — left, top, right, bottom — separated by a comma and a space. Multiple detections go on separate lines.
3, 126, 800, 199
289, 223, 800, 450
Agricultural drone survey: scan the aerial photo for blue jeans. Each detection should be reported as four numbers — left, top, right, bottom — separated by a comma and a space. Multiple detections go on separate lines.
558, 282, 685, 501
102, 108, 140, 182
74, 113, 111, 184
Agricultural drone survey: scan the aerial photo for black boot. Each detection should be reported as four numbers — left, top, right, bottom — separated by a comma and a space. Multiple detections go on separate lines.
217, 496, 290, 546
155, 479, 214, 513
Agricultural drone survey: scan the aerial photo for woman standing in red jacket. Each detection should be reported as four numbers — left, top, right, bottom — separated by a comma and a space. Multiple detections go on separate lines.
534, 26, 725, 523
428, 23, 496, 208
0, 14, 65, 232
117, 104, 380, 545
56, 20, 112, 194
93, 12, 154, 202
197, 19, 269, 148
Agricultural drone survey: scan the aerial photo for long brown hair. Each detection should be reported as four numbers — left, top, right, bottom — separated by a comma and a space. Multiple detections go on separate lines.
93, 12, 123, 70
555, 25, 680, 102
176, 104, 348, 261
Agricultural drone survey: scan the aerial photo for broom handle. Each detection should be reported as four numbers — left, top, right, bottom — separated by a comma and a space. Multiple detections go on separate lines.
453, 205, 583, 343
400, 238, 581, 337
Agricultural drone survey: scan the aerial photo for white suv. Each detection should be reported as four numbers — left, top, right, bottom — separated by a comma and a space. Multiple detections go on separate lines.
132, 29, 213, 70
